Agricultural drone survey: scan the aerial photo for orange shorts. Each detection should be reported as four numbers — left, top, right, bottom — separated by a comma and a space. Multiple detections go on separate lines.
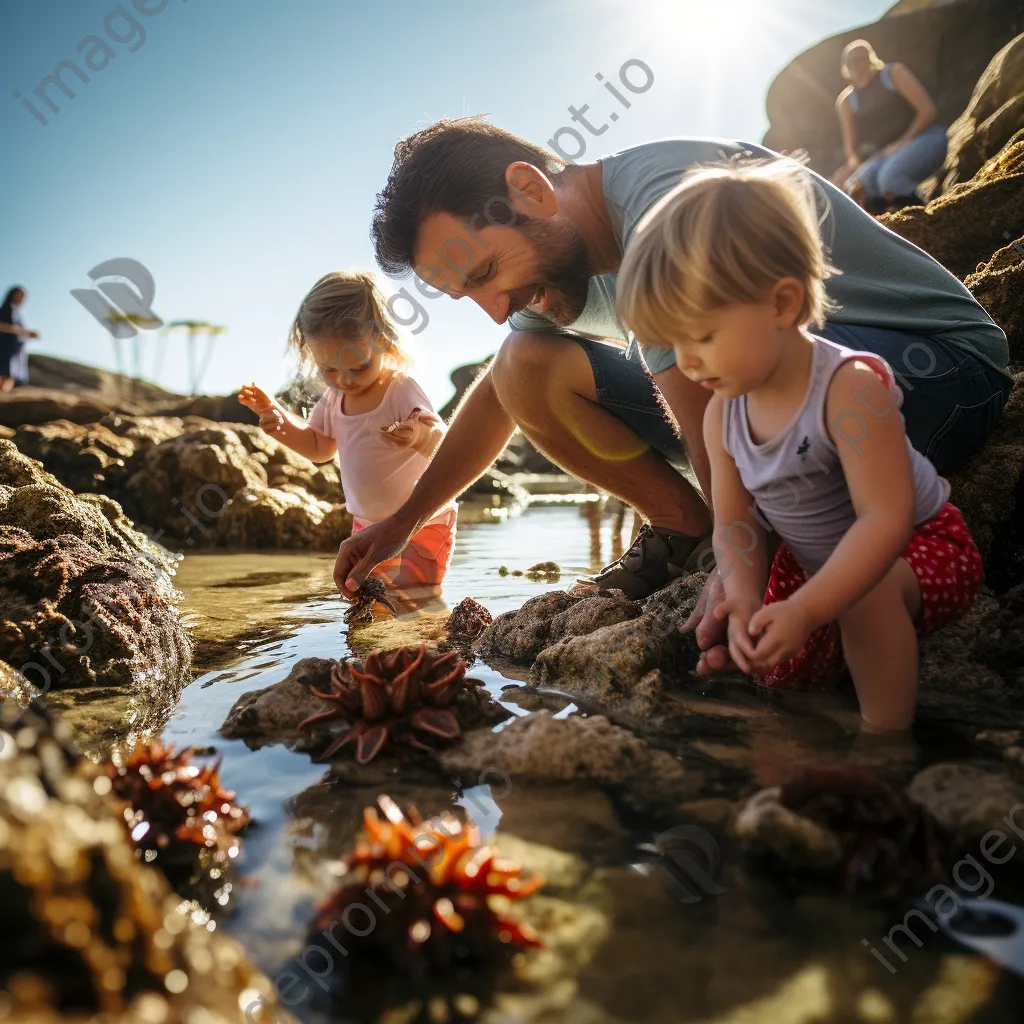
352, 507, 457, 595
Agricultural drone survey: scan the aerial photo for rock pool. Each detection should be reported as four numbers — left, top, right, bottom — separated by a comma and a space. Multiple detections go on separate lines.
151, 501, 1024, 1024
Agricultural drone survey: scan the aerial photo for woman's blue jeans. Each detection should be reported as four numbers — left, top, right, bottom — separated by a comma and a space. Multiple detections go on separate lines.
850, 125, 949, 198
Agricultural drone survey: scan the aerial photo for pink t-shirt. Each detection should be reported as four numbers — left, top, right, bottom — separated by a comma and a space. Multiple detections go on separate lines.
309, 373, 452, 525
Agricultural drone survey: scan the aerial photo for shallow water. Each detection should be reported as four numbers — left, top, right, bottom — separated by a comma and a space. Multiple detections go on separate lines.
163, 502, 1024, 1024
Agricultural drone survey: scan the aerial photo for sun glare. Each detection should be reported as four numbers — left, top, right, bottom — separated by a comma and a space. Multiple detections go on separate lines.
653, 0, 765, 44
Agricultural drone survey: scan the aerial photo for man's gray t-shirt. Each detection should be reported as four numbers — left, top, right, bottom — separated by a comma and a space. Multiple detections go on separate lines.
508, 138, 1008, 378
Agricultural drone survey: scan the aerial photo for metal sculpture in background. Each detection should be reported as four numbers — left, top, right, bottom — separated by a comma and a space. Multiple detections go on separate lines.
159, 320, 228, 396
102, 310, 164, 403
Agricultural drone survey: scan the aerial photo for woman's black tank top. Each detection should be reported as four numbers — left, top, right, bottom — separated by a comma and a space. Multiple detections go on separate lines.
849, 65, 917, 156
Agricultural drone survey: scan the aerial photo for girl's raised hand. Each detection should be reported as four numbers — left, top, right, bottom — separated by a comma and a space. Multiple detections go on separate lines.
238, 383, 285, 434
237, 382, 274, 413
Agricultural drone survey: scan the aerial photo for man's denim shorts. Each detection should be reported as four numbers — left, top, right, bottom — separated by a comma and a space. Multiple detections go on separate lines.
572, 325, 1012, 473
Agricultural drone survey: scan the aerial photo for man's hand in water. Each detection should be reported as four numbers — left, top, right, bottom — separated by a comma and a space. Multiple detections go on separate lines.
680, 574, 743, 676
238, 383, 284, 434
334, 514, 416, 599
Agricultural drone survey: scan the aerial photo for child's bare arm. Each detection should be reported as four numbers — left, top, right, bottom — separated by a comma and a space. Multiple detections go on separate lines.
704, 396, 768, 671
237, 383, 337, 463
788, 360, 915, 626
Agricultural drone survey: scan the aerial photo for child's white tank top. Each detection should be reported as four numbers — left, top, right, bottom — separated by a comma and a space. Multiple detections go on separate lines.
721, 336, 950, 574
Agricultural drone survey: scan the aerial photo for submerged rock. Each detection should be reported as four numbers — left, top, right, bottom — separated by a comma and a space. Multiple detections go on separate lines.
441, 711, 694, 798
0, 441, 191, 694
0, 703, 286, 1024
907, 762, 1024, 857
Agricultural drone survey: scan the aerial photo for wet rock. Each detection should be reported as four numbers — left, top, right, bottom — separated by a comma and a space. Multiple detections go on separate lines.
219, 656, 334, 749
0, 703, 286, 1024
0, 441, 191, 694
972, 583, 1024, 693
476, 589, 641, 664
936, 32, 1024, 193
440, 711, 696, 802
917, 589, 1008, 696
907, 762, 1024, 856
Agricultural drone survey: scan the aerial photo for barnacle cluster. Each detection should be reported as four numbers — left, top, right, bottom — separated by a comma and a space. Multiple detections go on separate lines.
298, 645, 487, 763
778, 764, 953, 900
311, 794, 541, 968
440, 596, 493, 653
104, 739, 251, 881
0, 522, 191, 691
344, 575, 397, 625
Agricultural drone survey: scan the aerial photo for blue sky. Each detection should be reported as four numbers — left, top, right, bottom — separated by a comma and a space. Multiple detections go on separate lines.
2, 0, 895, 409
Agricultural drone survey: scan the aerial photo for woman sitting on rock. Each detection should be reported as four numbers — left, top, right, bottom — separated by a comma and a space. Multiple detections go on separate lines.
0, 286, 40, 392
832, 40, 947, 214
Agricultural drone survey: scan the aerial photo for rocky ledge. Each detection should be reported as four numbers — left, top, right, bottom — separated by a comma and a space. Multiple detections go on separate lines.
10, 414, 352, 551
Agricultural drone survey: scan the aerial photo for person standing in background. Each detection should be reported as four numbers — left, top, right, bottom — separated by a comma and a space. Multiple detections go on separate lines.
0, 287, 40, 392
832, 40, 947, 214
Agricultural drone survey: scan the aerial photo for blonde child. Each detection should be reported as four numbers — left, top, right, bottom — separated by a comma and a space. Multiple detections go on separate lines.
238, 270, 457, 601
617, 160, 982, 731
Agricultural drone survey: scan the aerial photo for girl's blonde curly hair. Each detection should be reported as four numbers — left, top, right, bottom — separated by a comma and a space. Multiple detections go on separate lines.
287, 270, 412, 376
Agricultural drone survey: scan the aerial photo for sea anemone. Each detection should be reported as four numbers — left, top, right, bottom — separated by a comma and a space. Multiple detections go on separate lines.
311, 794, 541, 968
104, 739, 251, 873
297, 645, 488, 763
441, 597, 493, 653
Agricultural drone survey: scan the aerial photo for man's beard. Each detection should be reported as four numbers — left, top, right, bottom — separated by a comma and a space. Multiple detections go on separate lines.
519, 219, 592, 326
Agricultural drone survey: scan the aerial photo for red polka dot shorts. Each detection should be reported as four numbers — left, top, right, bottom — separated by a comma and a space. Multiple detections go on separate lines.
757, 502, 983, 690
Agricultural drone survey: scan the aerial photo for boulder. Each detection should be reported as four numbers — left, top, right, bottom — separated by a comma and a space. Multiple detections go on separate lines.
0, 441, 191, 693
12, 419, 136, 493
937, 31, 1024, 192
0, 703, 288, 1024
27, 416, 354, 551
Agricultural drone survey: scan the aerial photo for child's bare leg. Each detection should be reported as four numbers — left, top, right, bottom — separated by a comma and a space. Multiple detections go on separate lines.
837, 558, 921, 732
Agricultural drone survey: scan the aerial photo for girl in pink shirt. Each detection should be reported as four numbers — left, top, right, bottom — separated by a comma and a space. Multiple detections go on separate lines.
238, 270, 457, 607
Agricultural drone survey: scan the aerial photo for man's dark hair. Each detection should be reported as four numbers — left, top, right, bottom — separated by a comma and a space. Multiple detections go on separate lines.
371, 116, 566, 277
